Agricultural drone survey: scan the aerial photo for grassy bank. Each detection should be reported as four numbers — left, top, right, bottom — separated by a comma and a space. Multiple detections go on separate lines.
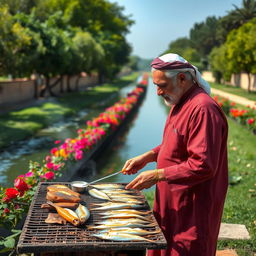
144, 117, 256, 254
0, 72, 138, 149
210, 82, 256, 102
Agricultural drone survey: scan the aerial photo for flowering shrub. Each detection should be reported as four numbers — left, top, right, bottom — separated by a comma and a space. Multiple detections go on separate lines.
0, 78, 148, 251
213, 95, 256, 133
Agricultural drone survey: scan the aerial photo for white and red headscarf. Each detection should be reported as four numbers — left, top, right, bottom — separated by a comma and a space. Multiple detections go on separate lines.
151, 53, 211, 95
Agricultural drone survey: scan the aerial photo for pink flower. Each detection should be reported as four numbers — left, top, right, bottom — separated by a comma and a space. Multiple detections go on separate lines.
50, 148, 58, 155
75, 150, 83, 160
54, 140, 61, 144
25, 172, 33, 177
46, 162, 54, 169
44, 171, 54, 180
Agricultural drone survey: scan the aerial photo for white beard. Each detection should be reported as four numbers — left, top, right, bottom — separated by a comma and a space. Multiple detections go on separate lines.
163, 94, 175, 106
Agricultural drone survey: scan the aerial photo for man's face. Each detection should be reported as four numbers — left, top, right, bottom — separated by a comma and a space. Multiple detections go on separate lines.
152, 70, 184, 106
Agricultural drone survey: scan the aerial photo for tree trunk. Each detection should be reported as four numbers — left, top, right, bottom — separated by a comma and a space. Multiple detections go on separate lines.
67, 75, 72, 92
247, 73, 251, 93
75, 75, 80, 91
33, 75, 38, 99
39, 77, 58, 97
60, 75, 64, 93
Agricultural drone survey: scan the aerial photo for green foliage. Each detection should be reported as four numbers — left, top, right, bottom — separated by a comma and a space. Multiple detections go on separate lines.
0, 0, 134, 80
190, 16, 220, 57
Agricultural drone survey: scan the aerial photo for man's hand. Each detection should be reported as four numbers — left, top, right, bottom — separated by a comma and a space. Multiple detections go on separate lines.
122, 151, 157, 175
125, 170, 158, 190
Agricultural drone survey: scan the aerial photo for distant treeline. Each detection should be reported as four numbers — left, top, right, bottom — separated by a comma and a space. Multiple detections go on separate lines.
163, 0, 256, 92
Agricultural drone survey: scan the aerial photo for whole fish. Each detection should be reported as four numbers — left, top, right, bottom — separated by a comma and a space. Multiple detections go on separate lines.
98, 209, 151, 216
91, 184, 126, 190
87, 222, 155, 229
94, 218, 152, 226
110, 198, 145, 204
75, 204, 90, 224
88, 188, 111, 201
101, 213, 152, 222
90, 202, 145, 211
92, 232, 156, 243
97, 227, 161, 236
107, 193, 144, 199
47, 201, 80, 226
47, 185, 80, 197
46, 191, 80, 203
101, 189, 136, 195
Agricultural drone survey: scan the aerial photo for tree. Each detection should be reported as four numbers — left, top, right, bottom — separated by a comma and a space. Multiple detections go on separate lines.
0, 5, 34, 78
209, 45, 230, 83
225, 17, 256, 92
190, 16, 219, 57
216, 0, 256, 44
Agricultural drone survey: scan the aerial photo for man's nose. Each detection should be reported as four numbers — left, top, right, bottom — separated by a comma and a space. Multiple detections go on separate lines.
157, 86, 163, 96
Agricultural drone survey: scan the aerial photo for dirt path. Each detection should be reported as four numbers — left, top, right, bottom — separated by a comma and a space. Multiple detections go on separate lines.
211, 88, 256, 108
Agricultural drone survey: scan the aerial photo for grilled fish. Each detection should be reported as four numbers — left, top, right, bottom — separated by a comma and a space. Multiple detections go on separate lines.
90, 202, 145, 211
87, 222, 156, 229
46, 191, 80, 203
91, 184, 126, 190
92, 232, 156, 243
88, 188, 111, 201
75, 204, 90, 224
47, 201, 80, 226
41, 202, 79, 210
101, 213, 152, 222
94, 218, 152, 226
47, 185, 80, 197
97, 227, 160, 236
98, 209, 151, 216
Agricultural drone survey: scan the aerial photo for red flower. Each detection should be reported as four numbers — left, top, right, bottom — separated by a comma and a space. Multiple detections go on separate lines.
4, 208, 10, 214
44, 171, 54, 180
247, 118, 255, 125
14, 178, 30, 193
4, 188, 19, 201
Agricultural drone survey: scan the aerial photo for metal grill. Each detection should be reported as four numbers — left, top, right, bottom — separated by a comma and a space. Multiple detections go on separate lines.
17, 182, 167, 254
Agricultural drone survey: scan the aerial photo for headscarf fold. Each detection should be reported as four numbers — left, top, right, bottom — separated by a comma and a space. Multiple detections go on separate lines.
151, 53, 211, 95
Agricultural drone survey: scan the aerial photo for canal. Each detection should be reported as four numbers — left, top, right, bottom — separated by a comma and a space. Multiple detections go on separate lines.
0, 77, 169, 190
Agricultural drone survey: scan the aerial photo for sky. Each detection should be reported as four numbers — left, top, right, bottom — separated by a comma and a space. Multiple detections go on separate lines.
109, 0, 242, 59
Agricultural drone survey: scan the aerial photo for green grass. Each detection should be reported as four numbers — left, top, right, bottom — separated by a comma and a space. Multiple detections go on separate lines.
210, 82, 256, 102
144, 117, 256, 254
0, 72, 138, 149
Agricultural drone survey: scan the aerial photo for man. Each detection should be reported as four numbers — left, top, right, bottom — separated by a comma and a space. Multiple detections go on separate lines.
122, 53, 228, 256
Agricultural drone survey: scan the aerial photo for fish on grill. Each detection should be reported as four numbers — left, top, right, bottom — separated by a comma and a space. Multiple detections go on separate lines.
75, 204, 90, 224
90, 202, 146, 211
47, 201, 80, 226
98, 209, 151, 216
45, 213, 67, 225
97, 227, 161, 236
92, 232, 156, 243
47, 185, 80, 197
41, 202, 79, 210
91, 184, 126, 190
46, 191, 80, 203
88, 188, 111, 201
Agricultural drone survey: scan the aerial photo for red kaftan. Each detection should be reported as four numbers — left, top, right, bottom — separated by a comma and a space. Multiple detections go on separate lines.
148, 85, 228, 256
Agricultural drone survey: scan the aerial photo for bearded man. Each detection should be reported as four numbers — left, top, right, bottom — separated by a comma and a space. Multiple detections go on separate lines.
122, 53, 228, 256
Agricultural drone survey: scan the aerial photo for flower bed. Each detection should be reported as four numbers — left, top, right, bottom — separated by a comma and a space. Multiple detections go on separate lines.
0, 75, 148, 252
213, 95, 256, 134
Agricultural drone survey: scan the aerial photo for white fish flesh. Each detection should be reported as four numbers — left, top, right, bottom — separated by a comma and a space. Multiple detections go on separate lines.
92, 232, 156, 243
75, 204, 90, 224
88, 188, 111, 201
97, 227, 161, 236
98, 209, 151, 216
90, 202, 145, 211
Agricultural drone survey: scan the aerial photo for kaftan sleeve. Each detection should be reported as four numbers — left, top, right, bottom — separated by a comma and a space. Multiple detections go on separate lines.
163, 105, 228, 186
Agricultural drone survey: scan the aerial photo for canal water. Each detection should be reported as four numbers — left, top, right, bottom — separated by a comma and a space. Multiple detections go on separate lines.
0, 78, 169, 190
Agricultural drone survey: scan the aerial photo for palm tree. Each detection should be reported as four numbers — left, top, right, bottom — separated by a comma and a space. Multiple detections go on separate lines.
231, 0, 256, 25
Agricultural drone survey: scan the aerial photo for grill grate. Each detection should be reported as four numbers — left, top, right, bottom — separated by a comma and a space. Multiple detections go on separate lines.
17, 182, 167, 254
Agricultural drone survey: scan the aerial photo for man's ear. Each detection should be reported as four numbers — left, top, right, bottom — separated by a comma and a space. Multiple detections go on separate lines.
178, 73, 186, 81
